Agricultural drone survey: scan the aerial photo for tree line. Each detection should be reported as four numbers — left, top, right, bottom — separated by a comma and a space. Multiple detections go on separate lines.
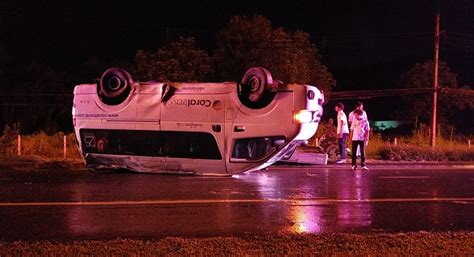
0, 15, 472, 135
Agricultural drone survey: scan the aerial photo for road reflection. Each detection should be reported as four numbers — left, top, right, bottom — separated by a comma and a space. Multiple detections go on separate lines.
56, 167, 474, 239
337, 170, 372, 228
249, 169, 373, 234
288, 205, 323, 233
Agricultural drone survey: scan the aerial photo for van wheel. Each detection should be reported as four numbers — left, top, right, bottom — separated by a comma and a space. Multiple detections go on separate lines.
98, 68, 134, 105
239, 67, 277, 109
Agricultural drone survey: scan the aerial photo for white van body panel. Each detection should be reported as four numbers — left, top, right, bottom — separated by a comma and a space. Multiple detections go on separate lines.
73, 79, 323, 176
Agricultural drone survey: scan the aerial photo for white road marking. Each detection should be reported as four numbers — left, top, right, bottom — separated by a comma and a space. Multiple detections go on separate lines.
0, 197, 473, 207
453, 165, 474, 169
379, 176, 430, 179
452, 201, 474, 204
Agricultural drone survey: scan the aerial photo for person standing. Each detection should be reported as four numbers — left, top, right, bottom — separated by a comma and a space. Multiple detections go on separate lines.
348, 102, 368, 125
350, 109, 370, 170
335, 102, 349, 163
348, 102, 368, 157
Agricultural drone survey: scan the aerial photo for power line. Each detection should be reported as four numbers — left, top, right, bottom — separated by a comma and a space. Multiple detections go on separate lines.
329, 88, 474, 101
310, 32, 434, 40
446, 31, 474, 39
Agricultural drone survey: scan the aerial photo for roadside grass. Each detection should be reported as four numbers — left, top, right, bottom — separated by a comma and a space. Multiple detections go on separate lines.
371, 128, 473, 161
0, 130, 81, 160
0, 124, 472, 162
0, 232, 473, 256
376, 142, 473, 161
310, 121, 473, 161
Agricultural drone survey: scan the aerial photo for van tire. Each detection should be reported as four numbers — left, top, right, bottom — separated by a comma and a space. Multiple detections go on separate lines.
98, 68, 134, 105
239, 67, 277, 109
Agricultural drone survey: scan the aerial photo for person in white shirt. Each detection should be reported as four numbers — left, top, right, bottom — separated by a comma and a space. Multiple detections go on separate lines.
350, 109, 370, 170
335, 102, 349, 163
348, 102, 368, 125
348, 102, 368, 157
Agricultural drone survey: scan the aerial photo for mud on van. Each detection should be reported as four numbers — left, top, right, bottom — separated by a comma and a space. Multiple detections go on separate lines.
72, 67, 324, 175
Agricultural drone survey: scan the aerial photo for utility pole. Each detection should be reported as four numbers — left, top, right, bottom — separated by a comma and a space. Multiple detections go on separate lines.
431, 12, 440, 148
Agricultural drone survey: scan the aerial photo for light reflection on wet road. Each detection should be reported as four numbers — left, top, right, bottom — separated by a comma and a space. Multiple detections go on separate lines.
0, 165, 473, 241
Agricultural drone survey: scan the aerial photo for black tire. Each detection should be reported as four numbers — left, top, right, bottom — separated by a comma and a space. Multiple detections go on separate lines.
98, 68, 134, 105
239, 67, 277, 109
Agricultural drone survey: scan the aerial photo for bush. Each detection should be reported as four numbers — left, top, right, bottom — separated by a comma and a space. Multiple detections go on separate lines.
0, 124, 20, 155
365, 132, 387, 158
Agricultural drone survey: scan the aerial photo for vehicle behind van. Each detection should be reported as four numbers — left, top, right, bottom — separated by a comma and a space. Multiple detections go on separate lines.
73, 67, 324, 175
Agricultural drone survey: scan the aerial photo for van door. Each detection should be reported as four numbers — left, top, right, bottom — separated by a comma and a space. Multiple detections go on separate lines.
160, 86, 227, 175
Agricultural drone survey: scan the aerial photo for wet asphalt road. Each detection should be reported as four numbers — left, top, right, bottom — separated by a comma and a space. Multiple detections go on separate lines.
0, 164, 473, 241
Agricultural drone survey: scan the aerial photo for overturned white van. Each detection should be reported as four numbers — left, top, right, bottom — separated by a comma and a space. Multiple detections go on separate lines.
72, 67, 324, 175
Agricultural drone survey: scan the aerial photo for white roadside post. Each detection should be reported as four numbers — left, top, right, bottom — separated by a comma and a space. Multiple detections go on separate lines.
63, 135, 67, 159
17, 134, 21, 156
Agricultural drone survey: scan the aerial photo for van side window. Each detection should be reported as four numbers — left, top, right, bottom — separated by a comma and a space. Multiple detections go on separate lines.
80, 129, 222, 160
232, 136, 284, 160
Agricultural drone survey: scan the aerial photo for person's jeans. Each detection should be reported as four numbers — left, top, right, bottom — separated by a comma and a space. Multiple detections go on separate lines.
338, 133, 348, 159
351, 140, 366, 166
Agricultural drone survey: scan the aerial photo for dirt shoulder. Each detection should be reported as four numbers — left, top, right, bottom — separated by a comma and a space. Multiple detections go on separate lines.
1, 232, 473, 255
0, 156, 86, 172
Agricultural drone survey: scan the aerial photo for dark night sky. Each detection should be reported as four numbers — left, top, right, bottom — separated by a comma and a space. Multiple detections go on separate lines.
1, 0, 473, 90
